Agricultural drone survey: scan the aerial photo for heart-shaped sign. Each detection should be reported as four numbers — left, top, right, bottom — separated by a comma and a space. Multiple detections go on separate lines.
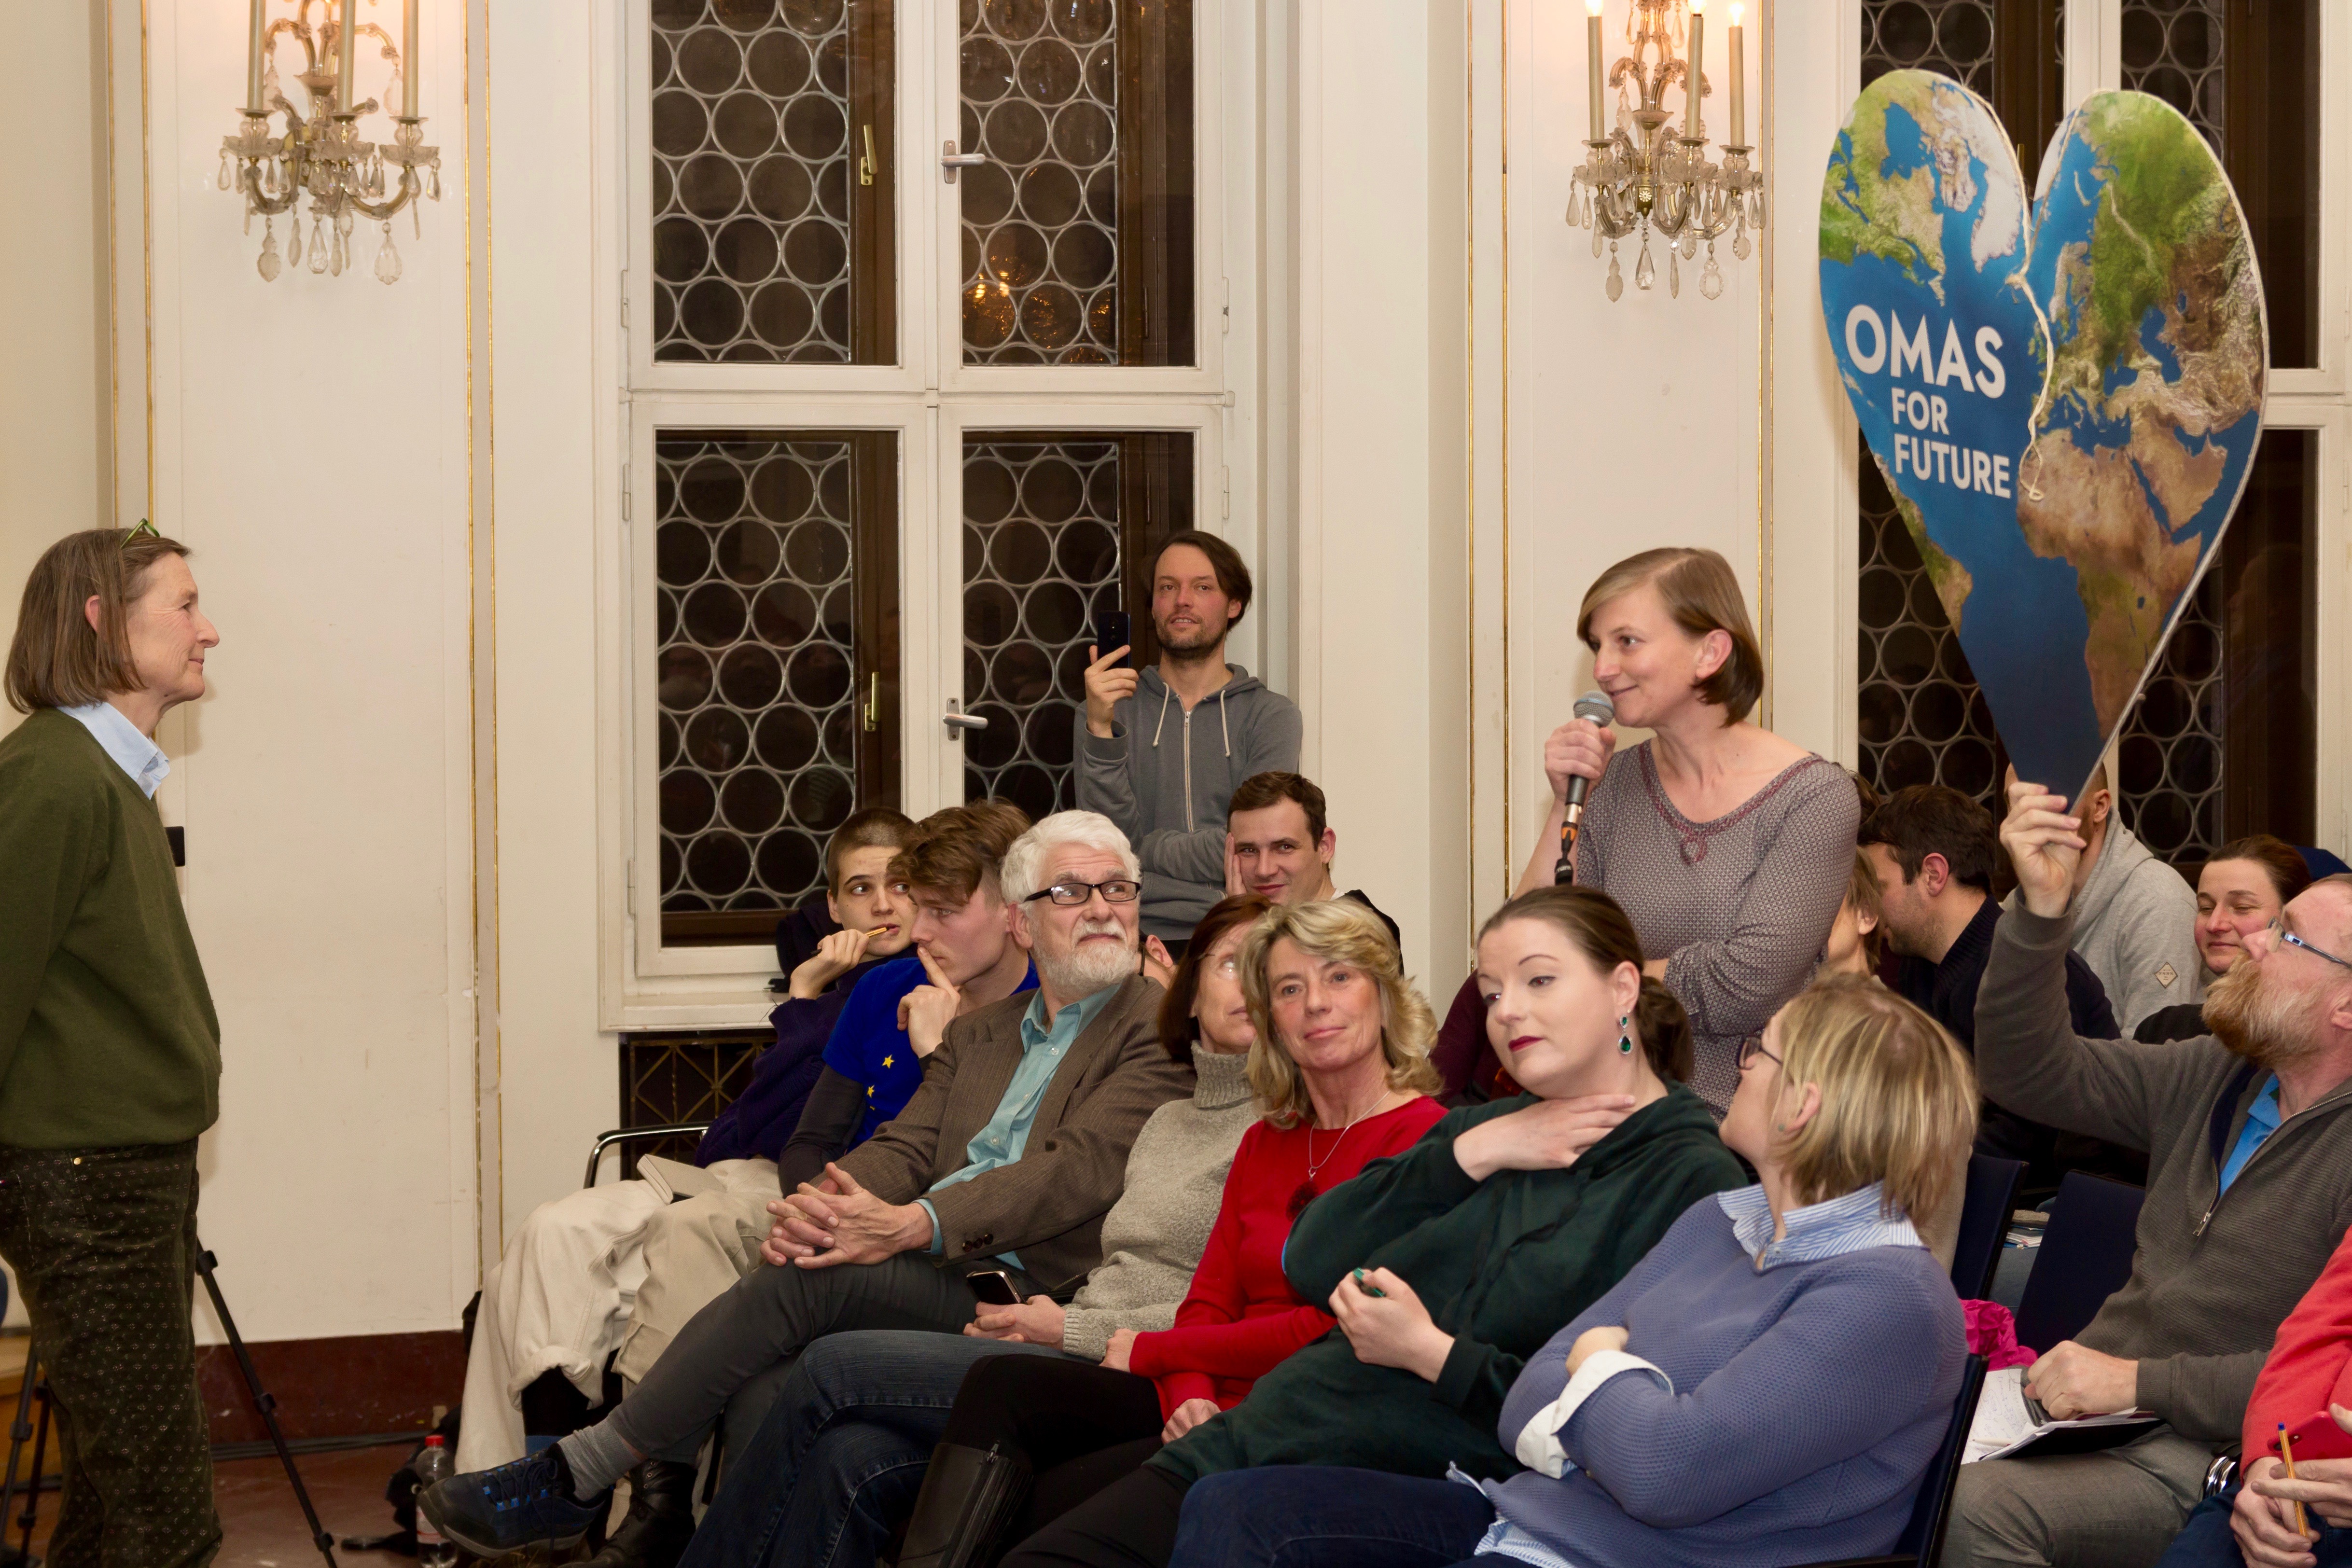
1819, 72, 2266, 799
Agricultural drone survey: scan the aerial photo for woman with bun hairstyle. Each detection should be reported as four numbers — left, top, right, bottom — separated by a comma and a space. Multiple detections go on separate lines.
994, 886, 1750, 1568
2137, 834, 2313, 1045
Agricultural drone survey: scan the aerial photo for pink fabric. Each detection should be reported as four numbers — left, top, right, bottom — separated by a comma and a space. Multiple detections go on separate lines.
1964, 1299, 2037, 1370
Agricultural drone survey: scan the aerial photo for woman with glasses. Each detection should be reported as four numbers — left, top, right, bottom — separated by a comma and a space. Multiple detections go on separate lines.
1164, 976, 1976, 1568
2137, 836, 2314, 1045
993, 885, 1749, 1568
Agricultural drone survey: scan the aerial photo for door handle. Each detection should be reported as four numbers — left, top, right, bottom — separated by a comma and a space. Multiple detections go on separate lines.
943, 701, 988, 735
941, 139, 986, 184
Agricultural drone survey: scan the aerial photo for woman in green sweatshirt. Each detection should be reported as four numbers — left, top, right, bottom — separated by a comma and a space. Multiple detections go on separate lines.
0, 525, 223, 1567
997, 885, 1751, 1568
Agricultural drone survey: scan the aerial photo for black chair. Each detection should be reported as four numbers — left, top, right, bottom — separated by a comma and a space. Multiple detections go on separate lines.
1805, 1353, 1990, 1568
2013, 1172, 2146, 1355
1951, 1155, 2026, 1301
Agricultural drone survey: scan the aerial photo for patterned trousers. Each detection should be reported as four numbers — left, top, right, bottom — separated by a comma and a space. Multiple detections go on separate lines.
0, 1139, 219, 1568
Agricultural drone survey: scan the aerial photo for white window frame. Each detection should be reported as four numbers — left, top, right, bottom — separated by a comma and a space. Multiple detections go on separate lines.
598, 0, 1254, 1028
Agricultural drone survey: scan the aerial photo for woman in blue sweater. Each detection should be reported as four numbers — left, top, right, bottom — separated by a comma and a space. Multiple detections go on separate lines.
1168, 974, 1976, 1568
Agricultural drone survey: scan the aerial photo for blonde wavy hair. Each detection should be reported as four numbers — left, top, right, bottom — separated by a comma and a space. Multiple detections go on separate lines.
1772, 975, 1978, 1224
1239, 900, 1440, 1127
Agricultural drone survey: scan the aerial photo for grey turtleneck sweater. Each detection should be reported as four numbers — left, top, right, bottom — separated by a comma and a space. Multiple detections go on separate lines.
2006, 821, 2201, 1032
1060, 1044, 1259, 1360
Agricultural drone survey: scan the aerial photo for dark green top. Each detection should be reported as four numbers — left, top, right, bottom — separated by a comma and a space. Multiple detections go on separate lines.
1152, 1084, 1748, 1484
0, 709, 220, 1147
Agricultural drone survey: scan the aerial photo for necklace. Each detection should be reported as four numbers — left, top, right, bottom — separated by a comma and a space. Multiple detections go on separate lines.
1288, 1090, 1392, 1219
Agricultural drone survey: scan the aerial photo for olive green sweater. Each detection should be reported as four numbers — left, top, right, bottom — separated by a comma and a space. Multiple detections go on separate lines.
1153, 1084, 1749, 1485
0, 709, 220, 1147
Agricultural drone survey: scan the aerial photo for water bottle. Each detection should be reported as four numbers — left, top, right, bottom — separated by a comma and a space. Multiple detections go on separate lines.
413, 1434, 458, 1566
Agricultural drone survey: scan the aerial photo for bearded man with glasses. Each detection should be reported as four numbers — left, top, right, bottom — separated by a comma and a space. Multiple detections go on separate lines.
1941, 777, 2352, 1568
421, 812, 1195, 1564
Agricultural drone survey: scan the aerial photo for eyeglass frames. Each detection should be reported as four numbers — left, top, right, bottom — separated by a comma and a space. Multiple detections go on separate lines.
1022, 878, 1143, 908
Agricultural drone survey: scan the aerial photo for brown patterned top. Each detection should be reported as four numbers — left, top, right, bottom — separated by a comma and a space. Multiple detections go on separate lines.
1580, 742, 1861, 1113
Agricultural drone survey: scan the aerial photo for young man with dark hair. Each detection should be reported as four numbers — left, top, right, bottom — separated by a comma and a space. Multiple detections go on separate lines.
1859, 785, 2122, 1176
457, 809, 925, 1483
1223, 770, 1401, 946
1078, 531, 1302, 948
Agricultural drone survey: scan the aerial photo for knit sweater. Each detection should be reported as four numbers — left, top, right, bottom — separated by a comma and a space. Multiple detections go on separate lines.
1127, 1096, 1447, 1416
1482, 1194, 1964, 1568
1151, 1084, 1750, 1485
0, 709, 220, 1147
1976, 905, 2352, 1443
1060, 1047, 1260, 1360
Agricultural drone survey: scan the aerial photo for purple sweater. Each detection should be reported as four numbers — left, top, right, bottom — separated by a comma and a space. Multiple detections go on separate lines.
1482, 1194, 1963, 1568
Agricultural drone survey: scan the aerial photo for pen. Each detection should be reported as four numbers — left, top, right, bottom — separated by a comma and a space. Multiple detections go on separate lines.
2281, 1423, 2312, 1541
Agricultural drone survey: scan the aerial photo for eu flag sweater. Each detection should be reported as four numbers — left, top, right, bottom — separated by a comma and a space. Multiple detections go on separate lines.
0, 709, 220, 1146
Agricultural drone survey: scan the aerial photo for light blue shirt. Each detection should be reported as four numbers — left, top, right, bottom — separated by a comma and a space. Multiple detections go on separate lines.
60, 702, 169, 798
1717, 1180, 1922, 1271
2220, 1075, 2282, 1193
919, 982, 1119, 1270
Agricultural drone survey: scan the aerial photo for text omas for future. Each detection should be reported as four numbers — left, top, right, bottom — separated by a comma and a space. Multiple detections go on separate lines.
1843, 304, 2015, 500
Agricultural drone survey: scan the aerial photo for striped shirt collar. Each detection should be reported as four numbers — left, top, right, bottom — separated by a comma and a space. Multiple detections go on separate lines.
1716, 1180, 1921, 1271
59, 702, 170, 798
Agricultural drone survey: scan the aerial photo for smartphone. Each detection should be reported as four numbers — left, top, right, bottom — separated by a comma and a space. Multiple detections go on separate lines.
1094, 611, 1132, 661
967, 1268, 1022, 1306
2270, 1409, 2352, 1464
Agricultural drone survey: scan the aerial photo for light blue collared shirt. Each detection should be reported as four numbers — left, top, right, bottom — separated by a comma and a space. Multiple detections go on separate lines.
60, 702, 170, 798
2220, 1075, 2281, 1193
1716, 1180, 1921, 1272
919, 982, 1120, 1270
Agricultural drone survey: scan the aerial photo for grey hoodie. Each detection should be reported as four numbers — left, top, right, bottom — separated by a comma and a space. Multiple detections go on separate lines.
2009, 821, 2202, 1032
1074, 663, 1303, 941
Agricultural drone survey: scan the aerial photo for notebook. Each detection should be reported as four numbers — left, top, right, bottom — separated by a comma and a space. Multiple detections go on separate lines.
1963, 1366, 2161, 1463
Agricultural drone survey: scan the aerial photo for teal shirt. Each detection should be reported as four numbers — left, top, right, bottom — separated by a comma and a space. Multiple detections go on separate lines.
919, 982, 1120, 1268
2219, 1075, 2281, 1192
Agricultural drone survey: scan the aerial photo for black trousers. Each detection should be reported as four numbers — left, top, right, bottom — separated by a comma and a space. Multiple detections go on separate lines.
0, 1140, 217, 1568
945, 1354, 1186, 1564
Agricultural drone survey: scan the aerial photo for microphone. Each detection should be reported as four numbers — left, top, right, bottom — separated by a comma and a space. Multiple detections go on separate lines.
1553, 690, 1616, 886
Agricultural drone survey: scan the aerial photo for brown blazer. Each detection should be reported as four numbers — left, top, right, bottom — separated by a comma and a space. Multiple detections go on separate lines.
837, 973, 1193, 1291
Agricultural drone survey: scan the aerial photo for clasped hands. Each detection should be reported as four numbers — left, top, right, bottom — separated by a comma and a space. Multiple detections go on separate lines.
2234, 1405, 2352, 1568
762, 1162, 932, 1269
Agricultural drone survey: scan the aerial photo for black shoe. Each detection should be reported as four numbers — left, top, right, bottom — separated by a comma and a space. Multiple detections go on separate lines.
418, 1444, 612, 1559
582, 1459, 697, 1568
892, 1443, 1032, 1568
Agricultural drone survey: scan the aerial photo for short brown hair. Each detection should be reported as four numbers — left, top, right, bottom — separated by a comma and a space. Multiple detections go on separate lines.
2204, 834, 2313, 908
1478, 885, 1694, 1084
1575, 547, 1764, 722
1155, 530, 1253, 629
1227, 772, 1326, 843
7, 527, 191, 713
890, 800, 1031, 905
1239, 899, 1440, 1126
1159, 894, 1275, 1061
1859, 785, 1998, 893
1772, 976, 1978, 1224
825, 808, 919, 893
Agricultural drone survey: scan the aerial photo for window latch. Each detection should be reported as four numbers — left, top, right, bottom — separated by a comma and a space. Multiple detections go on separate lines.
943, 699, 988, 735
860, 125, 878, 187
863, 672, 880, 732
941, 139, 986, 184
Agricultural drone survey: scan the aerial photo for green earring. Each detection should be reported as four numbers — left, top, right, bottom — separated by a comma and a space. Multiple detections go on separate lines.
1618, 1015, 1633, 1055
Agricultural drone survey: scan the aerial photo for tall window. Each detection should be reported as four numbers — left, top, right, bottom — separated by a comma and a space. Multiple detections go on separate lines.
623, 0, 1225, 968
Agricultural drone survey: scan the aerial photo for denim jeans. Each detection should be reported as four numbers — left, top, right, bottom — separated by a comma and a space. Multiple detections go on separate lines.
678, 1330, 1068, 1568
1168, 1466, 1497, 1568
2156, 1486, 2352, 1568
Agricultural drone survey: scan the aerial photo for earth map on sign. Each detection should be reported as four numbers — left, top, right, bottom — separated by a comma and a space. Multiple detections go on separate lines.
1819, 70, 2265, 796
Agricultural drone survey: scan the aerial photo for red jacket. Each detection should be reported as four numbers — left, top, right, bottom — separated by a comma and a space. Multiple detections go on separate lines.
1127, 1096, 1447, 1418
2245, 1223, 2352, 1461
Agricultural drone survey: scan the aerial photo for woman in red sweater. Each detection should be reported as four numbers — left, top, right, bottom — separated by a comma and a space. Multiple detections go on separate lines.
899, 898, 1447, 1566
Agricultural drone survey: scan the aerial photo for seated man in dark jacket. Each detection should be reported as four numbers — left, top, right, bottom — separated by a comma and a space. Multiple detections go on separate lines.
1945, 778, 2352, 1568
423, 810, 1195, 1562
1860, 784, 2130, 1189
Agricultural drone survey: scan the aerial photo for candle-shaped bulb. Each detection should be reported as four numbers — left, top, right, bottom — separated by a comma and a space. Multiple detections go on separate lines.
336, 0, 358, 114
1728, 1, 1743, 19
403, 0, 419, 117
246, 0, 268, 115
1684, 3, 1705, 139
1727, 2, 1745, 146
1587, 2, 1608, 142
1586, 0, 1603, 12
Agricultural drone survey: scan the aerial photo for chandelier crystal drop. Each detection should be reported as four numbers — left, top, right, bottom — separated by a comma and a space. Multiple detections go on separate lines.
222, 0, 440, 286
1569, 0, 1764, 303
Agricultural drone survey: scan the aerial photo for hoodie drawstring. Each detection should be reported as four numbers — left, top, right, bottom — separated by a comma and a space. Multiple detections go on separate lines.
1150, 684, 1173, 749
1219, 688, 1231, 757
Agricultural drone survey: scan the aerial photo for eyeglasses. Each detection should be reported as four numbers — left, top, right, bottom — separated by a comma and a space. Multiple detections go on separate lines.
2268, 919, 2352, 971
1737, 1034, 1781, 1070
1023, 878, 1142, 908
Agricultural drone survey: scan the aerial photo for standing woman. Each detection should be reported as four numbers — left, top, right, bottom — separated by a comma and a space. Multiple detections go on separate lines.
0, 526, 224, 1566
1515, 548, 1860, 1111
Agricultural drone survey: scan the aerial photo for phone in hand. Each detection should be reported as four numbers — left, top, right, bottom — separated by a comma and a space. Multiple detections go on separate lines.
967, 1268, 1022, 1306
2271, 1409, 2352, 1464
1094, 611, 1132, 662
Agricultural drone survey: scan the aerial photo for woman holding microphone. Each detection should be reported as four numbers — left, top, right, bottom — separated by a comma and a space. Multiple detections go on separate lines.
1513, 548, 1858, 1111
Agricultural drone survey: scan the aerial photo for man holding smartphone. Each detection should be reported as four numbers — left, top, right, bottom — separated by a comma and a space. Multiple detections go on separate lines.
1078, 530, 1301, 956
